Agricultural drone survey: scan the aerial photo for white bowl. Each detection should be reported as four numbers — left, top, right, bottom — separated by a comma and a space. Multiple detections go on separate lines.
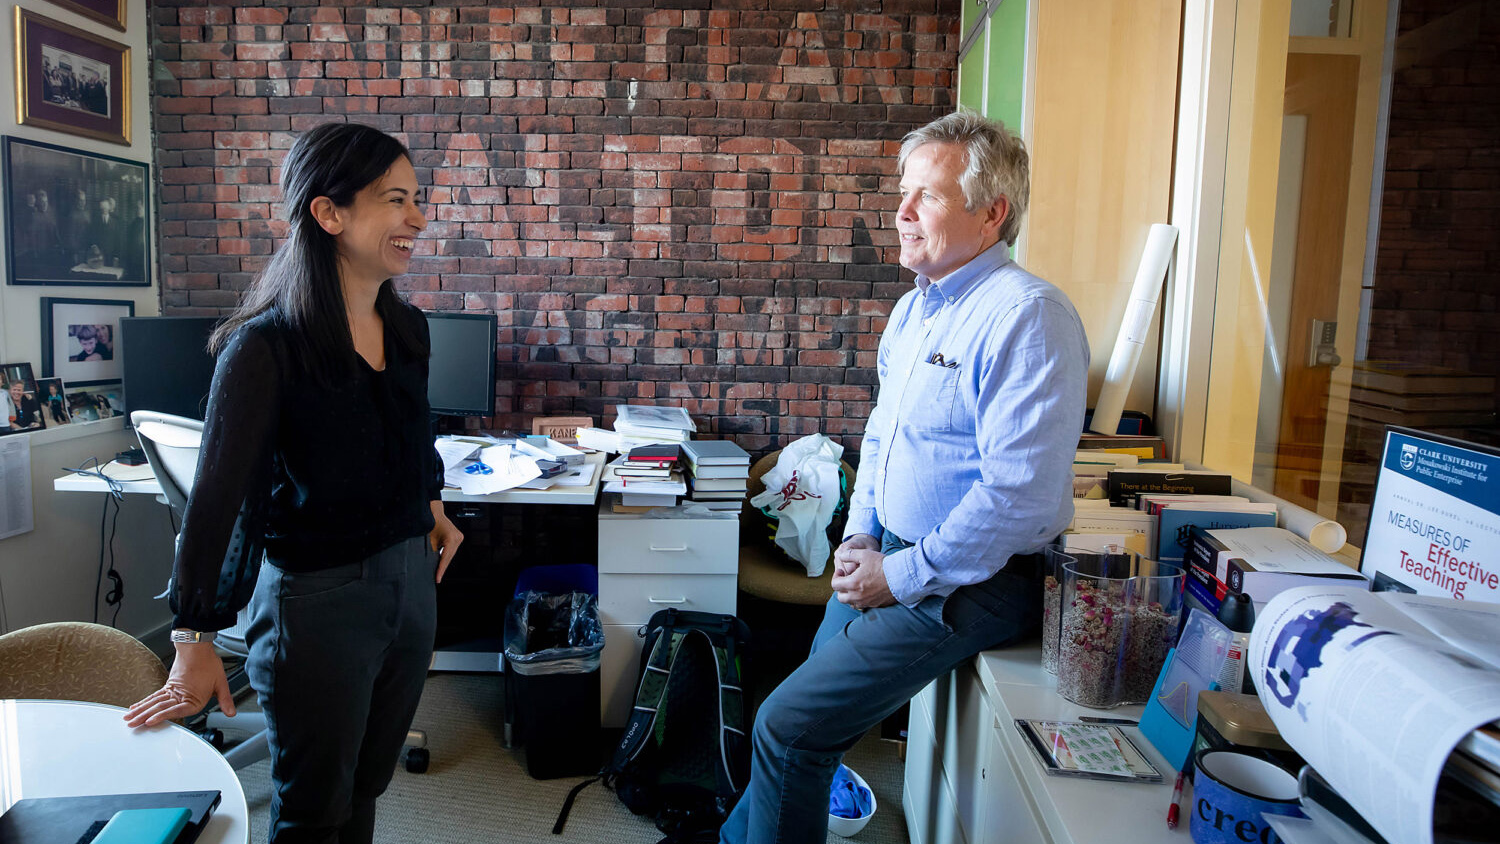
828, 764, 877, 838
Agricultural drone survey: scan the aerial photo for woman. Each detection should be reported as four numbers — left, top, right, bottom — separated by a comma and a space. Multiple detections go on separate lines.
125, 123, 463, 844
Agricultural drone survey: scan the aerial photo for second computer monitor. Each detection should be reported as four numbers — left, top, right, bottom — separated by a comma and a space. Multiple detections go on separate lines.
426, 311, 497, 418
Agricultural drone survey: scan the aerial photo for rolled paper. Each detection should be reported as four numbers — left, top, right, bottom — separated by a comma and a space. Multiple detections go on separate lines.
1185, 462, 1349, 554
1090, 223, 1179, 436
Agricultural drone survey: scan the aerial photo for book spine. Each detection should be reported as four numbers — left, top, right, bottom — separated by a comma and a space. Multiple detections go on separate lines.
1184, 565, 1225, 615
1106, 472, 1232, 506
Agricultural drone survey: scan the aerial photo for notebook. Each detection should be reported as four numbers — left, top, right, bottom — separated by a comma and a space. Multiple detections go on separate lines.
0, 790, 221, 844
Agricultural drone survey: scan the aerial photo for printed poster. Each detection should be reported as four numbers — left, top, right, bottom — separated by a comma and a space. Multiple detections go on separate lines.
1361, 428, 1500, 604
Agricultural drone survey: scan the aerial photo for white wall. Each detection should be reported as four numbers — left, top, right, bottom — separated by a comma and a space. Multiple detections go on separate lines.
0, 0, 173, 639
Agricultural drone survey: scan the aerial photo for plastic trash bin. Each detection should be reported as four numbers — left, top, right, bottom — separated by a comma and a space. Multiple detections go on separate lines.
503, 587, 604, 780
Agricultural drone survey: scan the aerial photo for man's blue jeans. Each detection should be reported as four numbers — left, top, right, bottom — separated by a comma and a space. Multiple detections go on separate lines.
720, 531, 1042, 844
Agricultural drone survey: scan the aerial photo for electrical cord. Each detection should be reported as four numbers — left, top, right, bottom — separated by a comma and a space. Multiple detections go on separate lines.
62, 458, 126, 626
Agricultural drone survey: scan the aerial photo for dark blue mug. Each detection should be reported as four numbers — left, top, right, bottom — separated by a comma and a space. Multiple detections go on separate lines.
1190, 748, 1305, 844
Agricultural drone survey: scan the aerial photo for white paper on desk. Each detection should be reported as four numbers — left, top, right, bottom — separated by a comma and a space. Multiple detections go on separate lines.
445, 444, 542, 495
516, 460, 598, 490
0, 437, 33, 541
435, 438, 481, 472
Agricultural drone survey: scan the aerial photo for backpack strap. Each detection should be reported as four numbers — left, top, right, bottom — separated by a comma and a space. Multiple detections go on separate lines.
552, 773, 601, 834
707, 626, 746, 799
609, 623, 688, 774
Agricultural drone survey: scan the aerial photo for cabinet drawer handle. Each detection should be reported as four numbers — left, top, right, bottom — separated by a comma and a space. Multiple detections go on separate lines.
648, 544, 689, 552
648, 597, 688, 604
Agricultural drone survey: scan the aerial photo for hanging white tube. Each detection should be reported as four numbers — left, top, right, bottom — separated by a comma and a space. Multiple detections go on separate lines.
1090, 224, 1179, 435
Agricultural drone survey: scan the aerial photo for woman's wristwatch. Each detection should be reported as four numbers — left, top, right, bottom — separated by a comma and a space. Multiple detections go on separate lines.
169, 628, 216, 645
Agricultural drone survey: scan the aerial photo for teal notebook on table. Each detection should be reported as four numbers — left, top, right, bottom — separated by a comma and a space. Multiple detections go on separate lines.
93, 808, 191, 844
0, 790, 219, 844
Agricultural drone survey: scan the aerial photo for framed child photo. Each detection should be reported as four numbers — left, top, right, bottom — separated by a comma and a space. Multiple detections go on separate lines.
35, 377, 72, 426
14, 8, 131, 144
41, 297, 133, 386
3, 136, 151, 286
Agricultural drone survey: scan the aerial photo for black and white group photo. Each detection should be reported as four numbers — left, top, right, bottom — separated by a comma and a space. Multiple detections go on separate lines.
3, 138, 149, 286
40, 45, 111, 118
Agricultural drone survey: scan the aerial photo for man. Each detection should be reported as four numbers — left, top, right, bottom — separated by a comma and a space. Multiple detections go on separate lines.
720, 111, 1089, 844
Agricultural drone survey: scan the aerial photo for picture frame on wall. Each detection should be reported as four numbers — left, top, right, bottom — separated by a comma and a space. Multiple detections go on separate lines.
14, 8, 131, 145
35, 377, 72, 427
40, 297, 134, 387
64, 380, 123, 423
3, 136, 150, 286
1, 362, 46, 435
43, 0, 126, 32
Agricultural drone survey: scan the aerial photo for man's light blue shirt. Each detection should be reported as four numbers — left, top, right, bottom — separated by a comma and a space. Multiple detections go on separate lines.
844, 241, 1090, 606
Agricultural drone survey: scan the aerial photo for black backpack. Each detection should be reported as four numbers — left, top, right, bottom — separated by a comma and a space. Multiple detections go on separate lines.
554, 609, 751, 843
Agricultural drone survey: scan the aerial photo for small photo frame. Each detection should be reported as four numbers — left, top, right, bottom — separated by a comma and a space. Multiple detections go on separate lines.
64, 380, 122, 423
1, 362, 47, 435
41, 297, 133, 386
14, 8, 131, 144
44, 0, 125, 32
3, 136, 151, 286
35, 377, 72, 426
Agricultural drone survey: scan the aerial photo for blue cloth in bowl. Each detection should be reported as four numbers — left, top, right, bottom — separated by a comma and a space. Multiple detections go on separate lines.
830, 765, 873, 819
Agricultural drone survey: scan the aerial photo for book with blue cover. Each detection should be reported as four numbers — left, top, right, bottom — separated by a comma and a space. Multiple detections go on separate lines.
1154, 504, 1278, 566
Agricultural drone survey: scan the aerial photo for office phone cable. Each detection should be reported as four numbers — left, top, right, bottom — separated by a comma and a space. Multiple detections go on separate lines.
62, 458, 126, 625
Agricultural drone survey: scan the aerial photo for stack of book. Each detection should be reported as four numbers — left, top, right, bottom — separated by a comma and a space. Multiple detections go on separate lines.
1182, 525, 1367, 615
603, 443, 687, 509
1063, 465, 1240, 556
681, 439, 751, 512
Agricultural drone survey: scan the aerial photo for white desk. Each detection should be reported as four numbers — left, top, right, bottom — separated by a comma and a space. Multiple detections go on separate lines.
905, 643, 1188, 844
53, 452, 607, 505
54, 454, 608, 674
0, 699, 250, 843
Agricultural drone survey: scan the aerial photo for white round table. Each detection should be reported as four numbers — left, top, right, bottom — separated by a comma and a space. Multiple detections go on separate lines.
0, 699, 249, 843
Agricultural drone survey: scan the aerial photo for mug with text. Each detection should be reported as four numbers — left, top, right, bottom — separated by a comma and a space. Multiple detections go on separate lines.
1190, 748, 1305, 844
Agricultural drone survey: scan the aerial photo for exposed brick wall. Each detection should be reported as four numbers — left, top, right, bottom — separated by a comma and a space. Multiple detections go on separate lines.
149, 1, 959, 454
1369, 1, 1500, 378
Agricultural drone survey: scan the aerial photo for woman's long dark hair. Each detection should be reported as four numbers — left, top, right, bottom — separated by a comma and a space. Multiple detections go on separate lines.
209, 122, 425, 382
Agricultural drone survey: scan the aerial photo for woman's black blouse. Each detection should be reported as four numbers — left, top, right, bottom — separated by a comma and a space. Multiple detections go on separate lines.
171, 302, 442, 631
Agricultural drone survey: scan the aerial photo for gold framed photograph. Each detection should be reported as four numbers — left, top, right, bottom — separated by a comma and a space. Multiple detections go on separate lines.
14, 8, 131, 145
43, 0, 125, 32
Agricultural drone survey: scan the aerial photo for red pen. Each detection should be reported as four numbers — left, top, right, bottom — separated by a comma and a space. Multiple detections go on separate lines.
1166, 768, 1186, 829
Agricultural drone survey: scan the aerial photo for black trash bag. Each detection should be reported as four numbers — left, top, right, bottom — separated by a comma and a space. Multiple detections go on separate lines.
502, 590, 604, 676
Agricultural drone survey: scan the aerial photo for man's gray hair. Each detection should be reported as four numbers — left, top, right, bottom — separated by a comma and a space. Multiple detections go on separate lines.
898, 111, 1030, 246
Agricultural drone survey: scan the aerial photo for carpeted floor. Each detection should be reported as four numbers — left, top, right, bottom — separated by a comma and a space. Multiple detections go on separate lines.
233, 672, 910, 844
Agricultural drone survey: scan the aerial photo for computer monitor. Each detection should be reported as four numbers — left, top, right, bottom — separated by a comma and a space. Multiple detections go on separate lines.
426, 311, 496, 417
120, 316, 219, 422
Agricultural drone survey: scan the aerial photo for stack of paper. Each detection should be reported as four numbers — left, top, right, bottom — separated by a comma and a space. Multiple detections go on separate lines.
612, 404, 695, 443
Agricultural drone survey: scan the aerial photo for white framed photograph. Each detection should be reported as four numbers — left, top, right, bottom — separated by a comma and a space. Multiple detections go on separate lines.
40, 296, 133, 386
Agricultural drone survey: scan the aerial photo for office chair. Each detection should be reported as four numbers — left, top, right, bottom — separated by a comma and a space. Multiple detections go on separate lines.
131, 410, 431, 773
0, 621, 168, 708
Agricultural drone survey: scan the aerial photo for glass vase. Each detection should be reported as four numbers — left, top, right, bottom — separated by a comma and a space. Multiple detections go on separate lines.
1056, 552, 1185, 708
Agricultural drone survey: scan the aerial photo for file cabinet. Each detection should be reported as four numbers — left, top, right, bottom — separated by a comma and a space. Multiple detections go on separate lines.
597, 500, 739, 727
